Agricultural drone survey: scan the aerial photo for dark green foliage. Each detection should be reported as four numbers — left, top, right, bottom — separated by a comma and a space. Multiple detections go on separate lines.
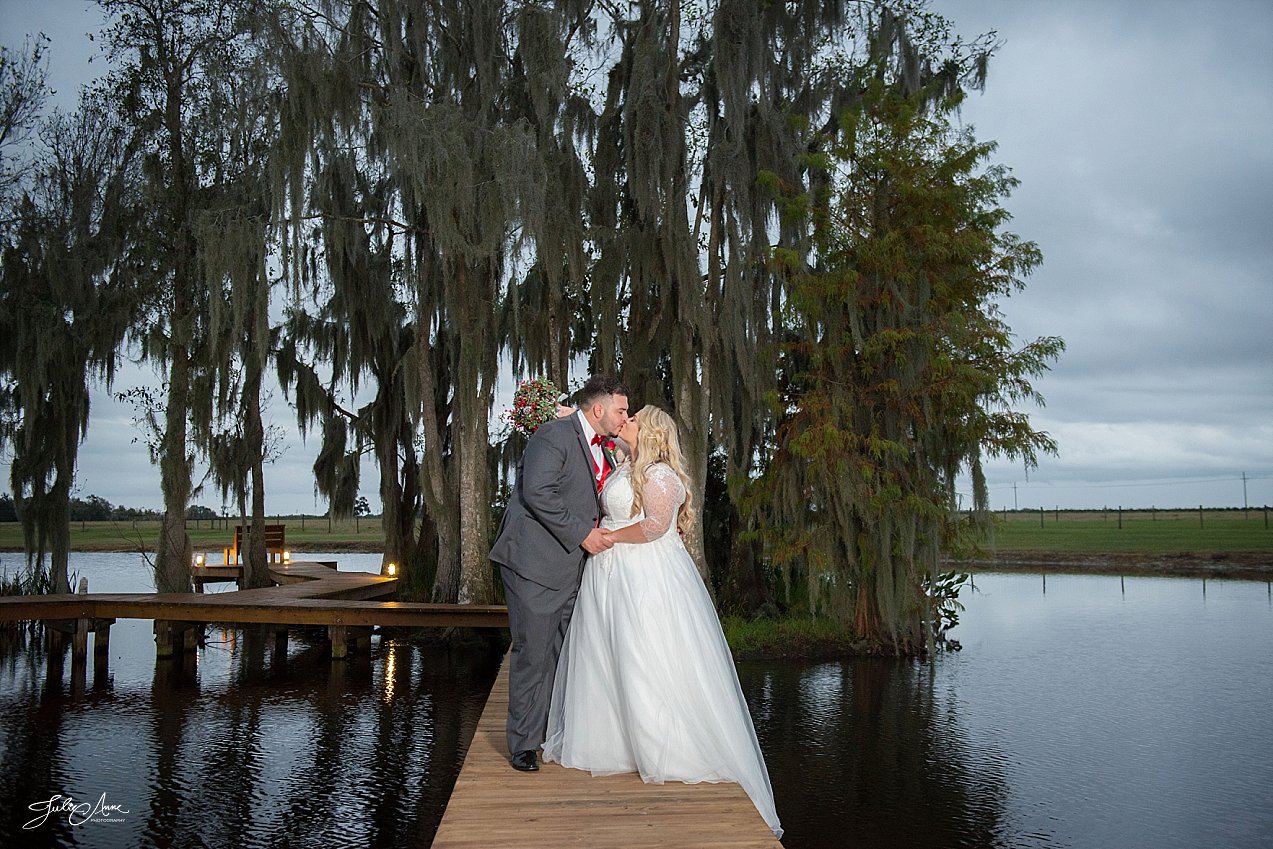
749, 77, 1062, 652
0, 96, 139, 594
0, 1, 1061, 654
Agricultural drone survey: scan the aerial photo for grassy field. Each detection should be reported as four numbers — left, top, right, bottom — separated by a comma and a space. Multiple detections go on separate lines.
983, 508, 1272, 554
0, 516, 387, 555
1, 508, 1269, 558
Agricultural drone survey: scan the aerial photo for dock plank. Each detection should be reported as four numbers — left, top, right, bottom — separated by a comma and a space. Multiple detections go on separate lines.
433, 653, 783, 848
0, 561, 509, 629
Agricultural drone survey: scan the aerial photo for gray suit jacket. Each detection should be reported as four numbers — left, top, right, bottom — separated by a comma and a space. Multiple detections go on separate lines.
490, 414, 612, 590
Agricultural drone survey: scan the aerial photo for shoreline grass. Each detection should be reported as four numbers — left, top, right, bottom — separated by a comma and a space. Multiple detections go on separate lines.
721, 615, 873, 660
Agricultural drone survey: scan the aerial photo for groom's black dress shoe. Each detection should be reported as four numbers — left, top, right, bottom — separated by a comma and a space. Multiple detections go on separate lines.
510, 750, 539, 772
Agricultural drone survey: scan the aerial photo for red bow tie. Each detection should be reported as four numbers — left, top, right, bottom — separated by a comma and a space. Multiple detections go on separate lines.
591, 434, 610, 491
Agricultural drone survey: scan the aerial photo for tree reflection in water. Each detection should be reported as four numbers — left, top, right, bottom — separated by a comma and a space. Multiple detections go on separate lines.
0, 626, 502, 849
739, 658, 1009, 849
0, 626, 76, 848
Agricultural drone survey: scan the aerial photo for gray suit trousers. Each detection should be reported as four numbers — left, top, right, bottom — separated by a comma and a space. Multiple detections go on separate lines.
500, 563, 581, 753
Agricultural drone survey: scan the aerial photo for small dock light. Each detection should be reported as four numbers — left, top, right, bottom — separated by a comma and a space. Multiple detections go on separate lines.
386, 562, 398, 577
282, 550, 291, 563
195, 554, 205, 567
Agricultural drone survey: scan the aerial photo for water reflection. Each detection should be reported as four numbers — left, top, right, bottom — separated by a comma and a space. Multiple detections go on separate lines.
742, 573, 1273, 849
6, 560, 1273, 848
742, 658, 1009, 849
1, 623, 501, 849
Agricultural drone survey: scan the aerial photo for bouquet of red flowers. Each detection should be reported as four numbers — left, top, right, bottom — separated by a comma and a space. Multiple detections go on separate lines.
506, 377, 564, 438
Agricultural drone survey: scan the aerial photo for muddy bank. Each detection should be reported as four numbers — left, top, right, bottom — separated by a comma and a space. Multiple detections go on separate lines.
951, 550, 1273, 581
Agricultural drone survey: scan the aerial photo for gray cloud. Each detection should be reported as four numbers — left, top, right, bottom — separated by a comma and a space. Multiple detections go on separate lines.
941, 0, 1273, 507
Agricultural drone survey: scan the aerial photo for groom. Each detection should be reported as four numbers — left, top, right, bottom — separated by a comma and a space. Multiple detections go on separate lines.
489, 375, 629, 772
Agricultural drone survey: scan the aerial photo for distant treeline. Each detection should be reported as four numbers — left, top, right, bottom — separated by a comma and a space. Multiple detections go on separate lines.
0, 494, 372, 524
0, 493, 219, 524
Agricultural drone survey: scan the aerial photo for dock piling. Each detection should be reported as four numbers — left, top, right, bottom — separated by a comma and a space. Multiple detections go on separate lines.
329, 624, 348, 659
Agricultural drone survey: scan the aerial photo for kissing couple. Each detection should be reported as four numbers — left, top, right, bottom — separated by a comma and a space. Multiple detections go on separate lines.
489, 375, 782, 838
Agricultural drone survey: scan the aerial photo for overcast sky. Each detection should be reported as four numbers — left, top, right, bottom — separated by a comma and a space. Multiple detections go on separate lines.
2, 1, 1271, 513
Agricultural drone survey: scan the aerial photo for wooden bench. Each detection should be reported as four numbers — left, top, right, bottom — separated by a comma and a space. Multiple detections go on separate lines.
223, 524, 287, 565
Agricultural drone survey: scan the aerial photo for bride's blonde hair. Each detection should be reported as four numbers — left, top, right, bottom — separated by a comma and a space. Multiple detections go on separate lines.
629, 405, 695, 532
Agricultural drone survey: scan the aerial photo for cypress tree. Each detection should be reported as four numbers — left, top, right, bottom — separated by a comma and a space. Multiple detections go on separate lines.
756, 72, 1061, 652
0, 97, 140, 593
102, 0, 256, 592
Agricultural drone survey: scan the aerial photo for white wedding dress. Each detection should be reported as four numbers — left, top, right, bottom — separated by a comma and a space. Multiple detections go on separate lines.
542, 462, 782, 838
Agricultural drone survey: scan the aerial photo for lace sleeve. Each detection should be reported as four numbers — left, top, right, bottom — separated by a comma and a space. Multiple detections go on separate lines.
638, 464, 686, 541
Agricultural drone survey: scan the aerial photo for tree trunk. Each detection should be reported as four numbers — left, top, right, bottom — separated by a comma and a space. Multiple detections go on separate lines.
721, 503, 775, 617
49, 465, 72, 595
853, 580, 881, 645
420, 345, 460, 602
243, 367, 271, 589
156, 352, 192, 593
154, 41, 196, 595
378, 422, 421, 581
456, 375, 493, 604
675, 367, 712, 594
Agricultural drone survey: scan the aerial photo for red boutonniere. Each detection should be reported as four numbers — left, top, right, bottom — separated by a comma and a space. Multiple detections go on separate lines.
604, 439, 616, 453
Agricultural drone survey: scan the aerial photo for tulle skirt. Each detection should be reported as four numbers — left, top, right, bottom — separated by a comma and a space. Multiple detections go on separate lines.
542, 530, 782, 838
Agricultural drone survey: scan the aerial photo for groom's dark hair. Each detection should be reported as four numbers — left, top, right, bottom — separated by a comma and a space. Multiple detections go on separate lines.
577, 375, 629, 408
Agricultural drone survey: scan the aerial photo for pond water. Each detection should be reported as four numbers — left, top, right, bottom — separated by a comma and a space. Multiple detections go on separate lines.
1, 556, 1271, 848
748, 572, 1273, 849
0, 553, 501, 848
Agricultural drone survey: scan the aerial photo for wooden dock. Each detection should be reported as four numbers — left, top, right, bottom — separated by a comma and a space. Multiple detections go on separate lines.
0, 560, 508, 660
433, 652, 784, 848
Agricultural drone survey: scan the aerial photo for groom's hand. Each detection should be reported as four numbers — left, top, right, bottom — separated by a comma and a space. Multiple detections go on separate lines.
581, 528, 614, 554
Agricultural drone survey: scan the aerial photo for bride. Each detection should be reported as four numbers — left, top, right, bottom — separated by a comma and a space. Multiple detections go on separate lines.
542, 405, 782, 838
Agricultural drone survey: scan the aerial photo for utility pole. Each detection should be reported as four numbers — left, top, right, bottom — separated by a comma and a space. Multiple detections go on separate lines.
1013, 482, 1018, 511
1242, 471, 1248, 519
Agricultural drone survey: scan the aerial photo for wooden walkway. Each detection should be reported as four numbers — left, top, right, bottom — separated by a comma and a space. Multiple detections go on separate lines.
433, 653, 783, 849
0, 560, 507, 627
0, 560, 508, 659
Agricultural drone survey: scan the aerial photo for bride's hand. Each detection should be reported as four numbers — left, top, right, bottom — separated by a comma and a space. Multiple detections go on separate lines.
581, 527, 614, 554
598, 523, 647, 545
